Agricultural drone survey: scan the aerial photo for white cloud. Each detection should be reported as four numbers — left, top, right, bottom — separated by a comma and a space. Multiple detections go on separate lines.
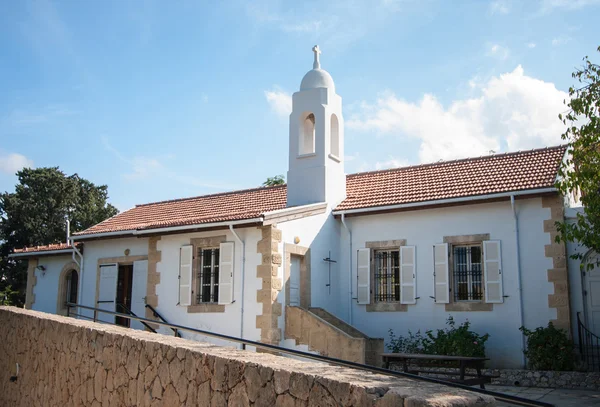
487, 44, 510, 60
375, 157, 410, 170
264, 87, 292, 117
244, 0, 427, 50
0, 152, 34, 175
552, 36, 571, 46
347, 66, 568, 163
281, 21, 323, 33
527, 42, 536, 48
540, 0, 600, 12
490, 0, 510, 14
124, 157, 163, 181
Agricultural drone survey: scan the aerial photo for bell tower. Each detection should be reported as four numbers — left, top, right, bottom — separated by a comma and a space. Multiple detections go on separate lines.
287, 46, 346, 207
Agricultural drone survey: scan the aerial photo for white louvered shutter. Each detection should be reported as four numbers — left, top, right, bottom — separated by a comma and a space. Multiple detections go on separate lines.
483, 240, 503, 303
433, 244, 450, 304
179, 245, 193, 306
218, 242, 235, 305
400, 246, 417, 304
357, 248, 371, 304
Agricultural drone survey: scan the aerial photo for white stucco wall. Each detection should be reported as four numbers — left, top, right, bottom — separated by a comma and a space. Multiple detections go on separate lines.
31, 254, 74, 314
154, 227, 263, 348
278, 209, 342, 313
78, 237, 149, 320
336, 197, 555, 368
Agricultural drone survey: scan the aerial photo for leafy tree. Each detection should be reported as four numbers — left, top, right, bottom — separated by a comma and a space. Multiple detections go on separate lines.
0, 167, 118, 306
262, 175, 285, 187
556, 46, 600, 268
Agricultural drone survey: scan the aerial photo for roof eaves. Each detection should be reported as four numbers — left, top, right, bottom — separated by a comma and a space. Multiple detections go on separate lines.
333, 187, 558, 215
9, 248, 75, 258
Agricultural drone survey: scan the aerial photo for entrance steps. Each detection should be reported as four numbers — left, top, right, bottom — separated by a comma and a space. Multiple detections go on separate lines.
284, 306, 384, 366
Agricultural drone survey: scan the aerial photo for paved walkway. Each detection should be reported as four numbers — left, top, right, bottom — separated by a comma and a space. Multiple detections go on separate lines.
488, 384, 600, 406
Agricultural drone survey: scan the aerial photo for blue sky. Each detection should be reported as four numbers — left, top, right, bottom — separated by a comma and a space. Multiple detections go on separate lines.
1, 0, 599, 211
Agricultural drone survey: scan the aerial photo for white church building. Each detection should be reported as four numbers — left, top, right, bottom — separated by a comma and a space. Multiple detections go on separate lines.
11, 46, 596, 369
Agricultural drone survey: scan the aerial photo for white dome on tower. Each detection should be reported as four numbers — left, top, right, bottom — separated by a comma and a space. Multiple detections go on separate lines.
299, 45, 335, 92
300, 69, 335, 91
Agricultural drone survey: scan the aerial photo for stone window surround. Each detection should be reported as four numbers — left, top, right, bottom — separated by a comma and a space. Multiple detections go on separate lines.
365, 239, 408, 312
443, 234, 493, 312
24, 258, 38, 310
56, 261, 80, 316
187, 235, 227, 313
283, 243, 311, 308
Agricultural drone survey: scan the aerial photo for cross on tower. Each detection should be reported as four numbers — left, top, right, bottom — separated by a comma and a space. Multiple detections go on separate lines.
312, 45, 321, 69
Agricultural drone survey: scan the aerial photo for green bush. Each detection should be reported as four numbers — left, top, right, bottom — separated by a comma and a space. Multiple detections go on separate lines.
520, 323, 575, 371
387, 329, 425, 353
388, 317, 489, 357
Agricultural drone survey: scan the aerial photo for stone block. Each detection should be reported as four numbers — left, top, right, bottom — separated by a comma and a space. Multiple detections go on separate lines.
257, 264, 276, 278
553, 256, 566, 269
548, 294, 569, 307
545, 243, 566, 258
543, 218, 558, 233
542, 194, 563, 208
272, 253, 283, 265
547, 268, 568, 282
553, 281, 569, 295
272, 278, 283, 291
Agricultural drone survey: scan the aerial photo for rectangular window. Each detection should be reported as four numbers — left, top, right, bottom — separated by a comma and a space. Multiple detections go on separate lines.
374, 250, 400, 302
453, 245, 483, 301
196, 248, 220, 304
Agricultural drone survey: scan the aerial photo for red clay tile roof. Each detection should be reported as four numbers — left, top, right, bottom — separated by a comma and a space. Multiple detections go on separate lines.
12, 243, 74, 255
69, 145, 565, 237
74, 185, 288, 236
336, 145, 566, 212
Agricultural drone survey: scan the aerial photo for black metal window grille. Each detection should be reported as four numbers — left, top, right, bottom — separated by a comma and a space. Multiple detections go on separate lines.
453, 245, 483, 301
374, 250, 400, 302
196, 248, 219, 304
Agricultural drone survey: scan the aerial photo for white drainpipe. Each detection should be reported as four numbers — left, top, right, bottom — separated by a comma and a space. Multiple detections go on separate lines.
341, 214, 353, 325
69, 237, 84, 305
229, 224, 246, 349
511, 195, 527, 368
66, 219, 70, 245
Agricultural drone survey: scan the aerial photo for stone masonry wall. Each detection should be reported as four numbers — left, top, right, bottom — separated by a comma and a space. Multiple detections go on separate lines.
0, 307, 495, 406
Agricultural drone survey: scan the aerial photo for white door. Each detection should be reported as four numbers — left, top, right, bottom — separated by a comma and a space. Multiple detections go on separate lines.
585, 251, 600, 336
289, 256, 300, 306
98, 264, 118, 323
131, 260, 148, 330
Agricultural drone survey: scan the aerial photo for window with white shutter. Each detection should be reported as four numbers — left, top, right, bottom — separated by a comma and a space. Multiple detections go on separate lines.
452, 245, 483, 301
357, 248, 371, 304
179, 245, 193, 306
433, 244, 450, 303
483, 240, 503, 303
218, 242, 234, 305
400, 246, 417, 304
373, 249, 400, 302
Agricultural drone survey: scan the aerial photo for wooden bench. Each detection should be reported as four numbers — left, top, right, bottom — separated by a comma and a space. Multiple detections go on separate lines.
381, 353, 496, 389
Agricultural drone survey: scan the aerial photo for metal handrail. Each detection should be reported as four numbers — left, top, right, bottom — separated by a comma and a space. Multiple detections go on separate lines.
145, 303, 180, 337
116, 303, 158, 334
65, 302, 552, 407
577, 312, 600, 371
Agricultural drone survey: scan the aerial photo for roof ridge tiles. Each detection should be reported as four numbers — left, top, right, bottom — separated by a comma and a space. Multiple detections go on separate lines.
346, 144, 567, 179
134, 184, 287, 208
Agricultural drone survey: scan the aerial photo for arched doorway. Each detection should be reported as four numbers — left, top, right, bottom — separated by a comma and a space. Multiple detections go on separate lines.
57, 261, 80, 315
